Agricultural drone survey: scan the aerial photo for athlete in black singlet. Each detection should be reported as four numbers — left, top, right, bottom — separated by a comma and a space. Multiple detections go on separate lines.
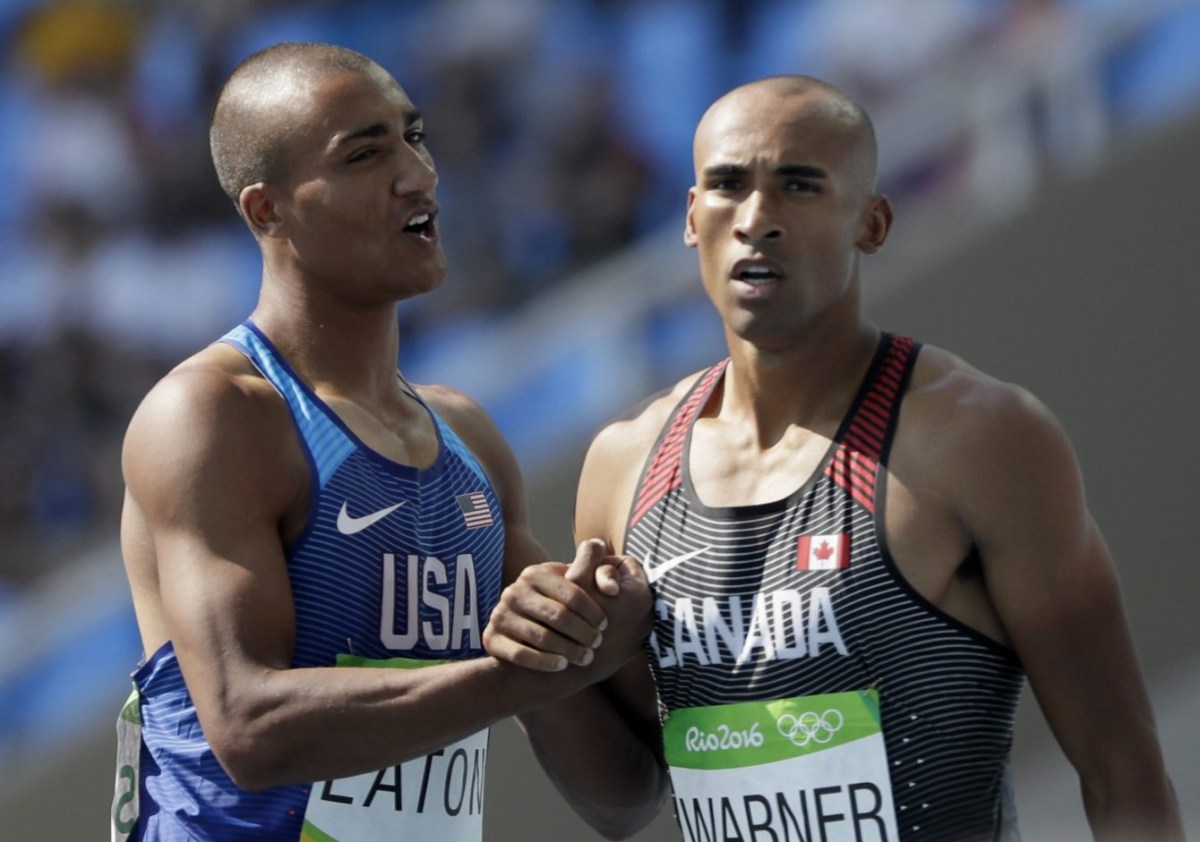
483, 76, 1182, 841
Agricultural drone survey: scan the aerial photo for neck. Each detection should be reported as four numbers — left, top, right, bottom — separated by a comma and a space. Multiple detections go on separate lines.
718, 317, 881, 443
250, 273, 404, 402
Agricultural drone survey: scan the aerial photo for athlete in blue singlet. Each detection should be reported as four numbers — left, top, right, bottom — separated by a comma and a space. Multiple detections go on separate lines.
483, 76, 1183, 841
112, 42, 650, 841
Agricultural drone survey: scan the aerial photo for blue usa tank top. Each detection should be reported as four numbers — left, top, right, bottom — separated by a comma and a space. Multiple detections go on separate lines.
626, 334, 1025, 842
120, 321, 504, 840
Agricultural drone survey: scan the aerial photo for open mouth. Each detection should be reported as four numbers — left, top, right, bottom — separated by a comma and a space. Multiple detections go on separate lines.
734, 266, 781, 286
402, 212, 436, 239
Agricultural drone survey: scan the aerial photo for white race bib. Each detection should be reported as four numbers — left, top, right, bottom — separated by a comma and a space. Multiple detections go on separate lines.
664, 691, 898, 842
300, 656, 489, 842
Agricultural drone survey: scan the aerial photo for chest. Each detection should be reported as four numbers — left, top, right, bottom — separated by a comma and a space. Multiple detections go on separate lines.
687, 420, 837, 509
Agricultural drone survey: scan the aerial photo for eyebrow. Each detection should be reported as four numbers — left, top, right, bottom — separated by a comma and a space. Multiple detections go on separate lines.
702, 163, 827, 179
331, 109, 423, 149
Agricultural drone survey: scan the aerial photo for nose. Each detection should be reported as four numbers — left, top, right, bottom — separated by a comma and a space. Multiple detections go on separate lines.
733, 190, 783, 244
392, 145, 438, 196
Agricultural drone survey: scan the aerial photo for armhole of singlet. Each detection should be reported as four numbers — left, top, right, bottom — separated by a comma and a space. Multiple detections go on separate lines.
873, 341, 1021, 662
219, 323, 325, 560
622, 361, 728, 534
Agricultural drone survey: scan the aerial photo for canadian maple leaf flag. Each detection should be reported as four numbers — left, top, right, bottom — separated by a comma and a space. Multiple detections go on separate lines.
796, 533, 851, 571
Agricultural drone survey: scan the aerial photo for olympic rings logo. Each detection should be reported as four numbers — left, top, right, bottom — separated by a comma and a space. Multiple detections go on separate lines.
776, 709, 844, 747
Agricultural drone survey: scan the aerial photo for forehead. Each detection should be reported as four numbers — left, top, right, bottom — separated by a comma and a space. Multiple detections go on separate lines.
298, 67, 414, 140
694, 88, 862, 172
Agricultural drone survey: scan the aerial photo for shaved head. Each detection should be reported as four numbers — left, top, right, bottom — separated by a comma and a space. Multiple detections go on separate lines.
695, 75, 879, 191
209, 42, 382, 204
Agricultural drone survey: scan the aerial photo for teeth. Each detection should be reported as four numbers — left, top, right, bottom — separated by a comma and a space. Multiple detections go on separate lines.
738, 267, 777, 283
404, 213, 430, 230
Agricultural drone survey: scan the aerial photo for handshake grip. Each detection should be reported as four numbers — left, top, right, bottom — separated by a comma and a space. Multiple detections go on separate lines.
484, 539, 653, 677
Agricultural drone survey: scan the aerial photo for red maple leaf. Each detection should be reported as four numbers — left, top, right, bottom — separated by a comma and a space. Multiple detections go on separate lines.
814, 541, 834, 561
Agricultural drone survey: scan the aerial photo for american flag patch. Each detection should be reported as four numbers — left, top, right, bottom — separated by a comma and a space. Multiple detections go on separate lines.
456, 492, 494, 529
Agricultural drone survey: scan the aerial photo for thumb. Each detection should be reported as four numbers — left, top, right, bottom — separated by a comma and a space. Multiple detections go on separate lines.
565, 538, 607, 586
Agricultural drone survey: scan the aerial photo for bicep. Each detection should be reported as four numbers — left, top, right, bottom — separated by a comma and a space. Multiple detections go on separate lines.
123, 375, 302, 708
965, 398, 1157, 774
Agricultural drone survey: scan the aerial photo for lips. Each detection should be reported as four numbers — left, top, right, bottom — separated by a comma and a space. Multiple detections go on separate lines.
730, 256, 785, 285
400, 205, 438, 240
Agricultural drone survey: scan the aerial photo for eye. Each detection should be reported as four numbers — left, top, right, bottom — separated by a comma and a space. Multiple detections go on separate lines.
786, 180, 821, 193
405, 128, 427, 146
710, 178, 743, 191
347, 147, 379, 164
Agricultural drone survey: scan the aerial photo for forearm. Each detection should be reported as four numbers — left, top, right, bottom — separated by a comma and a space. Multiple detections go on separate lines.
209, 656, 573, 790
1079, 745, 1183, 842
518, 685, 669, 840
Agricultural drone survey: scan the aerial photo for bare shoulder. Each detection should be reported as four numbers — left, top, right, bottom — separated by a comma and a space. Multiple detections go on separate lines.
413, 382, 490, 437
578, 369, 708, 551
588, 371, 700, 470
412, 381, 527, 516
897, 344, 1080, 517
123, 343, 304, 520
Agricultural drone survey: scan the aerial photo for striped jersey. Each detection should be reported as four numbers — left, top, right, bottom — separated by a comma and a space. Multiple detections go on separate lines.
627, 334, 1025, 841
119, 321, 504, 840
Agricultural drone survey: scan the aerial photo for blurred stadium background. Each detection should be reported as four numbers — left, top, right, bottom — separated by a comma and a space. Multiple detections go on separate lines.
1, 0, 1198, 839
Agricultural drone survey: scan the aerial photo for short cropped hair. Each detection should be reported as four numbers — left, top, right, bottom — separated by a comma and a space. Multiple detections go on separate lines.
209, 42, 376, 204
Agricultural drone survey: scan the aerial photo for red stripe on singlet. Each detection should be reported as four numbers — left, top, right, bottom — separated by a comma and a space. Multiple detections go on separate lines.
629, 361, 728, 527
824, 335, 914, 513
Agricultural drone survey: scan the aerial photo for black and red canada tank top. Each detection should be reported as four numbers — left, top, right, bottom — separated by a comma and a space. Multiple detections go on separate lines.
625, 333, 1025, 842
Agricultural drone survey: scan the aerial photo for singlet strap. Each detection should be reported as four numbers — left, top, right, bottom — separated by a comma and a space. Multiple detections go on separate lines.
219, 320, 357, 488
824, 333, 920, 513
628, 360, 729, 528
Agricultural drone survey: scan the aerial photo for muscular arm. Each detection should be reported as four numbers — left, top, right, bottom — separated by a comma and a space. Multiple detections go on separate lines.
122, 363, 624, 791
950, 383, 1182, 840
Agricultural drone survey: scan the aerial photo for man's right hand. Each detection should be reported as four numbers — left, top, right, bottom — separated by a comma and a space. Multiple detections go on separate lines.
484, 539, 652, 675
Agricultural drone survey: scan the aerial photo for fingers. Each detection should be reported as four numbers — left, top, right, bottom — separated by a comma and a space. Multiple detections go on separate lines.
570, 539, 646, 599
595, 564, 621, 597
564, 538, 607, 588
484, 614, 595, 672
484, 559, 607, 670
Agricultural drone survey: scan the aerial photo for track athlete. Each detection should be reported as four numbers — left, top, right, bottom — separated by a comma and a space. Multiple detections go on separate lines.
483, 75, 1183, 841
111, 42, 649, 841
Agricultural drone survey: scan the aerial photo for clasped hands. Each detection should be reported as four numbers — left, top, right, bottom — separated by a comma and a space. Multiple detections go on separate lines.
484, 539, 653, 679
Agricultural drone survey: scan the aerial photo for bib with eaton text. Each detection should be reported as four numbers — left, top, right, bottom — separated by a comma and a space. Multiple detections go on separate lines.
300, 656, 488, 842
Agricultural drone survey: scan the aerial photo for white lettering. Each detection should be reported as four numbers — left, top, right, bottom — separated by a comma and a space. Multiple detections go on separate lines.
380, 554, 484, 652
451, 554, 480, 649
380, 553, 420, 648
808, 588, 849, 657
770, 590, 807, 659
703, 595, 745, 662
422, 556, 450, 649
657, 588, 848, 669
737, 593, 776, 665
673, 597, 710, 666
684, 721, 764, 753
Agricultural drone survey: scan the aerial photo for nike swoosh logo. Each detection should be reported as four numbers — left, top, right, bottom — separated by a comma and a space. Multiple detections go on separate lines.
645, 546, 710, 584
336, 500, 406, 535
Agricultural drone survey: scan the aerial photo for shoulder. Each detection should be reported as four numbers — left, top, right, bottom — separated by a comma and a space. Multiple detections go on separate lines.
586, 367, 706, 475
577, 366, 713, 549
126, 344, 288, 452
413, 381, 527, 516
123, 343, 304, 516
898, 343, 1081, 519
413, 382, 507, 464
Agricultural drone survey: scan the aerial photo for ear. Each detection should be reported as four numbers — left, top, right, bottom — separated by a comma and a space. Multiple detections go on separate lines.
239, 183, 284, 238
683, 187, 699, 248
857, 194, 893, 254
